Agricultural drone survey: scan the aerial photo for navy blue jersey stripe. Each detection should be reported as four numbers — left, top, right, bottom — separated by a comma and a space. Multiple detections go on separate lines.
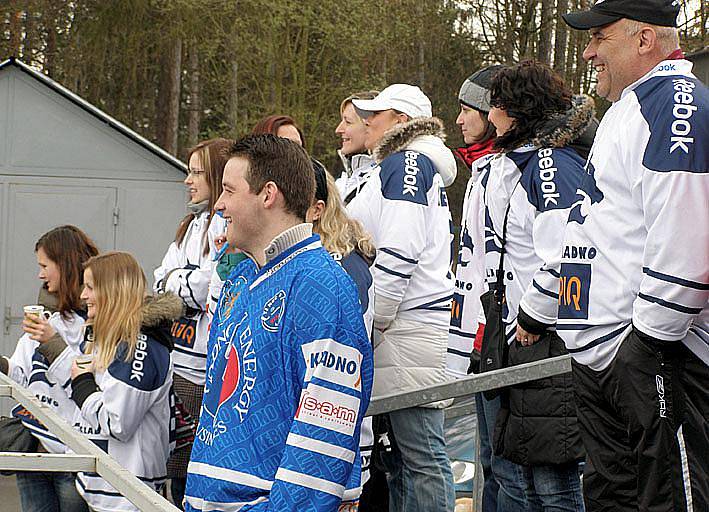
25, 425, 62, 443
413, 306, 451, 312
374, 264, 412, 279
379, 247, 419, 265
173, 345, 208, 358
184, 270, 202, 310
532, 279, 559, 299
506, 327, 517, 342
447, 347, 471, 358
638, 293, 703, 315
542, 267, 560, 278
409, 294, 454, 310
567, 324, 630, 354
556, 323, 594, 330
642, 267, 709, 290
449, 328, 476, 339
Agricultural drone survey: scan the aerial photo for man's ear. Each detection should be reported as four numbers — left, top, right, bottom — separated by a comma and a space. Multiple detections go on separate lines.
638, 27, 657, 56
261, 181, 280, 209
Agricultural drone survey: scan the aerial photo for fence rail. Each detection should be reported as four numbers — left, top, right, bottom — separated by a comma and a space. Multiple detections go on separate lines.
0, 371, 180, 512
0, 355, 573, 511
367, 354, 572, 416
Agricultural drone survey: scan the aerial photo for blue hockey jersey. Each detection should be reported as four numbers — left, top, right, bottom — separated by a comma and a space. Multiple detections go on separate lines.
185, 234, 374, 512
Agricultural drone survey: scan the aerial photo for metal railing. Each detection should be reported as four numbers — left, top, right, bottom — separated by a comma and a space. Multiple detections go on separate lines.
0, 355, 572, 511
367, 355, 572, 416
0, 372, 180, 512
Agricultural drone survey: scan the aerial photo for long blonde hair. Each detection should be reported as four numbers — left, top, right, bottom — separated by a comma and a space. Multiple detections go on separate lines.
314, 173, 375, 259
84, 252, 146, 370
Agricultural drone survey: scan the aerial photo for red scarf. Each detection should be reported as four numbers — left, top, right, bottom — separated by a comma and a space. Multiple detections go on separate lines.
454, 138, 496, 169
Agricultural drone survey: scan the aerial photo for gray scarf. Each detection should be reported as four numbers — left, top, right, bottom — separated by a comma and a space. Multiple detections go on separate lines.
187, 199, 209, 215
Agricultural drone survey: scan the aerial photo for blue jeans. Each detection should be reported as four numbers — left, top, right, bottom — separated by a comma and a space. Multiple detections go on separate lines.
16, 471, 88, 512
384, 407, 455, 512
523, 462, 585, 512
479, 393, 585, 511
478, 393, 529, 511
475, 393, 497, 512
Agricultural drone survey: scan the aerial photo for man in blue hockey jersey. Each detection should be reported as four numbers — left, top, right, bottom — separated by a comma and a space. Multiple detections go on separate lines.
561, 1, 708, 510
184, 134, 374, 512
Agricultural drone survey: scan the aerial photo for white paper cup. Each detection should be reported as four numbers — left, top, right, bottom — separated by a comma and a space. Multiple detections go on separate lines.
23, 305, 51, 320
74, 354, 93, 370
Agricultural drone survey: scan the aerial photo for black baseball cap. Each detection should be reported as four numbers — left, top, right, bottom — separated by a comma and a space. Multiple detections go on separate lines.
562, 0, 680, 30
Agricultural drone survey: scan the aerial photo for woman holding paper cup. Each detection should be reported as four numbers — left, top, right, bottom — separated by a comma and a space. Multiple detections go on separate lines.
152, 137, 231, 506
71, 251, 181, 512
1, 225, 98, 512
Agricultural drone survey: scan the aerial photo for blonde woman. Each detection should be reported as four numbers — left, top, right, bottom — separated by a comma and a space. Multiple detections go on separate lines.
308, 161, 378, 505
69, 252, 182, 512
334, 90, 379, 204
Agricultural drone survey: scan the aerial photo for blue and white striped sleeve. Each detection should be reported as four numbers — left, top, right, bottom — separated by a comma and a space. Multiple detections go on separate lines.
631, 78, 709, 341
264, 274, 373, 511
372, 152, 436, 328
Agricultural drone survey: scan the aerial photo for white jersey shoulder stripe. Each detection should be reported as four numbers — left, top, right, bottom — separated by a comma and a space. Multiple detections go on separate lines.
184, 494, 268, 512
274, 467, 345, 498
286, 432, 356, 463
187, 461, 273, 490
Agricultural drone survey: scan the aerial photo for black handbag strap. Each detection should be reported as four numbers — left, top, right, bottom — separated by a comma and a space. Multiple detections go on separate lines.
493, 202, 512, 298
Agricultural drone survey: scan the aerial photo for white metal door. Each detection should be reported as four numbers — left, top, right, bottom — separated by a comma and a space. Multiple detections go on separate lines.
1, 181, 117, 413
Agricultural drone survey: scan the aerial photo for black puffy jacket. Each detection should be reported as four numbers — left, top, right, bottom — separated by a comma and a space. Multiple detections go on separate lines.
493, 332, 584, 466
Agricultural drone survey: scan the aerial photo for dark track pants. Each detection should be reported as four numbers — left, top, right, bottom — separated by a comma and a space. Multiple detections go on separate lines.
571, 329, 708, 512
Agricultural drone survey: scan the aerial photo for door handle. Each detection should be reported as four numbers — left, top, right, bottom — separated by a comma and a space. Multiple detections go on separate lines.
3, 307, 10, 335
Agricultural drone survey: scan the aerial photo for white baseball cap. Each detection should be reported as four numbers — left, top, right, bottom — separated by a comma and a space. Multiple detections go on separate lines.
352, 84, 432, 119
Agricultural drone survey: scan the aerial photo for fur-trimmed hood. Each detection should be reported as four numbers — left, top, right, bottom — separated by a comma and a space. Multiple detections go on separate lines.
142, 293, 184, 328
373, 117, 457, 187
528, 94, 595, 149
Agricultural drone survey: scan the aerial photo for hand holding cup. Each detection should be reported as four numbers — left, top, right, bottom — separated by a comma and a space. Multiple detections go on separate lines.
22, 305, 56, 343
71, 354, 94, 379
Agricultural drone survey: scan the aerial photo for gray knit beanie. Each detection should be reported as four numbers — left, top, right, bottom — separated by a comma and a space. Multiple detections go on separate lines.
458, 64, 505, 113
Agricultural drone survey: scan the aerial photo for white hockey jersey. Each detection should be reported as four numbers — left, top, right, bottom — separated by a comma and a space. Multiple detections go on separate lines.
482, 145, 585, 343
448, 152, 495, 377
5, 311, 85, 453
557, 59, 709, 371
59, 295, 181, 512
335, 151, 377, 204
154, 210, 227, 385
347, 118, 457, 330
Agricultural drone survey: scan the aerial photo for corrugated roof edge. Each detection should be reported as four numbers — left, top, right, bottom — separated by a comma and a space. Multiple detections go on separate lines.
0, 57, 187, 174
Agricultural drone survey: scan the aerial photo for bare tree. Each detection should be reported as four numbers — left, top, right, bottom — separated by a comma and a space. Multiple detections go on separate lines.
155, 37, 182, 155
185, 41, 201, 151
537, 0, 553, 63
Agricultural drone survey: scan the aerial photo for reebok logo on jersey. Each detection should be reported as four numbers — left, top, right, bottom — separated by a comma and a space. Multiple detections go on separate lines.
403, 151, 421, 196
670, 79, 696, 154
537, 148, 560, 207
301, 339, 362, 390
130, 335, 149, 382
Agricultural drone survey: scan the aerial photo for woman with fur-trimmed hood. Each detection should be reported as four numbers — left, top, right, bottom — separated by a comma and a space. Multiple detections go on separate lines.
479, 61, 593, 510
67, 252, 183, 512
347, 84, 456, 512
